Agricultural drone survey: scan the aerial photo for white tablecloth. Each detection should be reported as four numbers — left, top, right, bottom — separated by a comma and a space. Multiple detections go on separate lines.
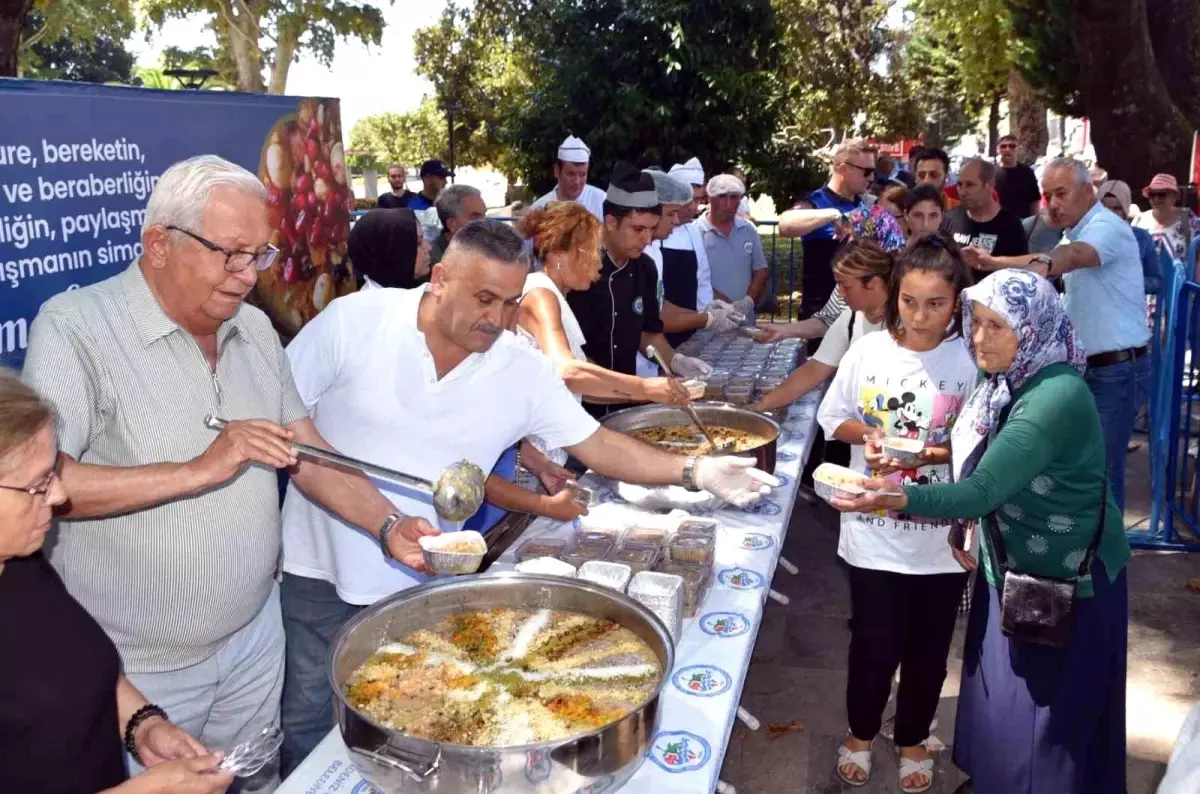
277, 391, 824, 794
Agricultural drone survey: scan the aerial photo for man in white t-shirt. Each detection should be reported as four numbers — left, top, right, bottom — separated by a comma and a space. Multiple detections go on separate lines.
277, 219, 780, 770
531, 135, 607, 221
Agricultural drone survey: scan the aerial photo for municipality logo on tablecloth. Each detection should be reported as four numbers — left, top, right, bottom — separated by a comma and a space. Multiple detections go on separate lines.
718, 567, 765, 590
672, 664, 733, 697
698, 611, 751, 637
647, 730, 711, 773
739, 532, 774, 550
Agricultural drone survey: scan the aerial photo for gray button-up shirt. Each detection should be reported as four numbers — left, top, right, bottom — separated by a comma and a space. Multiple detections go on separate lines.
22, 262, 308, 672
697, 214, 768, 303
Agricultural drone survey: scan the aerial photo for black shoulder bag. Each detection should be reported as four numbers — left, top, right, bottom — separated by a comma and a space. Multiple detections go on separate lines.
982, 474, 1107, 648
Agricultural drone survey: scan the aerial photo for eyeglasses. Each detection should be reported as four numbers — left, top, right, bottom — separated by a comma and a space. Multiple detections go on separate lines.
0, 469, 57, 498
167, 226, 279, 273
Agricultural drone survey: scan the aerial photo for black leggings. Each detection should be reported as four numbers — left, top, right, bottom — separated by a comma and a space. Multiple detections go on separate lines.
846, 565, 968, 747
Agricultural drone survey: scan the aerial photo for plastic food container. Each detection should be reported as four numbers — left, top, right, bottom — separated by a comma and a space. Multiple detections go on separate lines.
881, 437, 925, 467
514, 537, 567, 562
419, 530, 487, 575
704, 375, 731, 400
812, 463, 870, 504
561, 539, 613, 568
675, 519, 718, 540
724, 385, 753, 406
668, 533, 716, 566
608, 543, 660, 573
658, 559, 712, 608
575, 528, 619, 546
624, 526, 669, 546
515, 557, 577, 577
577, 560, 633, 591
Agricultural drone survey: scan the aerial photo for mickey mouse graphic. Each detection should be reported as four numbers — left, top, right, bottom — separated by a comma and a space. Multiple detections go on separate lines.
887, 392, 928, 439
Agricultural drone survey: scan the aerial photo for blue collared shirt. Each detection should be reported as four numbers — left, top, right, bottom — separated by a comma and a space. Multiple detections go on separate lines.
1061, 201, 1150, 355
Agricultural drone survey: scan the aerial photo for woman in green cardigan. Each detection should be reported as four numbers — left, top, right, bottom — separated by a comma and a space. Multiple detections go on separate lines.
832, 269, 1131, 794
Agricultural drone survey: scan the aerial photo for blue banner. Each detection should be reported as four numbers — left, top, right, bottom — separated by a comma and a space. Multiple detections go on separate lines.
0, 78, 354, 368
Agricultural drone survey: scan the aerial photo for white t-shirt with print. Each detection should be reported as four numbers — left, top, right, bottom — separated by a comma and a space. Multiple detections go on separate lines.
811, 309, 883, 368
817, 331, 978, 574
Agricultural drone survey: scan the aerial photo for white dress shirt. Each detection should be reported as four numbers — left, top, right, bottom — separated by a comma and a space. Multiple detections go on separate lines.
532, 184, 607, 221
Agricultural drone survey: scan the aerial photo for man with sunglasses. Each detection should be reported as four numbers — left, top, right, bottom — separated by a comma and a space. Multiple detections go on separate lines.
995, 134, 1041, 219
795, 139, 877, 320
21, 155, 423, 787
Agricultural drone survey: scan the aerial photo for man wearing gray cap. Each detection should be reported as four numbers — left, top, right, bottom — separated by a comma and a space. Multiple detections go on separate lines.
566, 163, 712, 417
697, 173, 769, 322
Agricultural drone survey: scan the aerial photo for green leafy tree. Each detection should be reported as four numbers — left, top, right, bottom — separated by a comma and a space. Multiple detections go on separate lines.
0, 0, 133, 77
22, 6, 135, 83
141, 0, 388, 94
347, 99, 449, 172
160, 44, 238, 89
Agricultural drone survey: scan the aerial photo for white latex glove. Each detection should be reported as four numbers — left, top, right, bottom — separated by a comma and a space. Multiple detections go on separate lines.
731, 296, 755, 318
671, 354, 712, 379
704, 299, 735, 313
694, 456, 781, 508
705, 306, 740, 333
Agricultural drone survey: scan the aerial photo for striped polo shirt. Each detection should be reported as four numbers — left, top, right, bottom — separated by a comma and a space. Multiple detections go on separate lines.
21, 262, 308, 673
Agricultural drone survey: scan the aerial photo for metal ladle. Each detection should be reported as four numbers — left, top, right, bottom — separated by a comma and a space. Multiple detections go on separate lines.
202, 416, 486, 522
644, 346, 732, 452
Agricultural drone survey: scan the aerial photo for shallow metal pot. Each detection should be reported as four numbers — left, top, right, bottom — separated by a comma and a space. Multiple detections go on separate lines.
329, 573, 675, 793
601, 401, 781, 473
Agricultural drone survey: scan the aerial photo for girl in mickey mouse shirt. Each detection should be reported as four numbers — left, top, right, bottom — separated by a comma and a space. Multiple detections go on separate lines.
816, 235, 978, 793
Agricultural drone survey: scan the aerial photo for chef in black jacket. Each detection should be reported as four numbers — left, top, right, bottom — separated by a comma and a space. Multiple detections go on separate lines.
567, 163, 712, 417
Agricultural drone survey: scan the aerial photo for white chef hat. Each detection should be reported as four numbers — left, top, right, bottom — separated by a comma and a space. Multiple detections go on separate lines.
668, 157, 705, 186
557, 135, 591, 164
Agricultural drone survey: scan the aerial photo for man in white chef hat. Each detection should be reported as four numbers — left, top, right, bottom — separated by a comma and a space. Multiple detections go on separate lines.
531, 135, 608, 221
668, 157, 707, 223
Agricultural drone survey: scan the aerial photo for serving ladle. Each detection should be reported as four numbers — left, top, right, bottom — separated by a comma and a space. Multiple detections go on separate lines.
644, 346, 733, 453
202, 416, 486, 522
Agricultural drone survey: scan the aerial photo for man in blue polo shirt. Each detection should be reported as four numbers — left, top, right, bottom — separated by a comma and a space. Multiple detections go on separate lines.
963, 157, 1150, 511
796, 140, 876, 317
696, 174, 769, 323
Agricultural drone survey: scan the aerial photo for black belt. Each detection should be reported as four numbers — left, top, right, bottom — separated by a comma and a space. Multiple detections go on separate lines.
1087, 345, 1148, 369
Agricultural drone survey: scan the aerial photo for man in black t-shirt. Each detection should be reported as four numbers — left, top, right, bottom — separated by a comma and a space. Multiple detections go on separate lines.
376, 163, 416, 209
941, 157, 1028, 282
567, 163, 711, 417
994, 135, 1041, 219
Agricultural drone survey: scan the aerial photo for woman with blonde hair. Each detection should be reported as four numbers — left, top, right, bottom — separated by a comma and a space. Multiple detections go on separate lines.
0, 372, 232, 793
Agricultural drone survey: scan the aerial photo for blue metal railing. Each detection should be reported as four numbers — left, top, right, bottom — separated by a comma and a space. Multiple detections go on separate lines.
349, 210, 804, 321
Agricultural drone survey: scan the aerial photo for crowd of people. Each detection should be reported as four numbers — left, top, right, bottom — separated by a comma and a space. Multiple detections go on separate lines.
0, 122, 1192, 794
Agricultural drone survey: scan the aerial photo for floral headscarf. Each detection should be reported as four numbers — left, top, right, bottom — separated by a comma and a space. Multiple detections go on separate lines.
952, 269, 1086, 481
844, 204, 907, 252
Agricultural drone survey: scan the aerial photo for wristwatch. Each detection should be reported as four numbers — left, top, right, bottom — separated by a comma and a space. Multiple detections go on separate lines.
1031, 253, 1054, 277
378, 512, 403, 560
681, 456, 701, 492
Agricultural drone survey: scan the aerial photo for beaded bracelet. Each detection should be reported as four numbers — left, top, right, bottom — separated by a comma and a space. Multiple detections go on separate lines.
124, 704, 168, 765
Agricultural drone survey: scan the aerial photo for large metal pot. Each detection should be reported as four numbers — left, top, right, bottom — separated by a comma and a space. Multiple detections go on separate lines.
329, 573, 674, 793
601, 401, 781, 473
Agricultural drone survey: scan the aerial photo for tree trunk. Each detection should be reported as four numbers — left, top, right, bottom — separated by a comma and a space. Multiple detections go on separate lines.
1146, 0, 1200, 131
986, 93, 1001, 157
0, 0, 32, 76
221, 0, 264, 93
1070, 0, 1190, 196
267, 15, 300, 95
1007, 68, 1049, 165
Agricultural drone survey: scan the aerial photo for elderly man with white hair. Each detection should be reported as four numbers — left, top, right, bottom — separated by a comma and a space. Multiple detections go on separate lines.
961, 156, 1150, 512
532, 135, 607, 220
21, 154, 430, 783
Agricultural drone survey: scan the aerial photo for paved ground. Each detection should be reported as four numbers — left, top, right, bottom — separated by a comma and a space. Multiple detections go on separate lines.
718, 433, 1200, 793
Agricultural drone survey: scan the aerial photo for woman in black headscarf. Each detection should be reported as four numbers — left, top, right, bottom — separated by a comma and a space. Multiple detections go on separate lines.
348, 208, 432, 289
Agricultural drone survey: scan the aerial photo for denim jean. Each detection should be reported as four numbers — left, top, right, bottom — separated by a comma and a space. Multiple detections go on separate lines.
1084, 353, 1151, 513
278, 573, 363, 777
127, 582, 285, 793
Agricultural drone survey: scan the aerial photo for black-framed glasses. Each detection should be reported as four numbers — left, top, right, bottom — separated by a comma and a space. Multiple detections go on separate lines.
845, 163, 876, 178
0, 469, 57, 498
167, 226, 279, 273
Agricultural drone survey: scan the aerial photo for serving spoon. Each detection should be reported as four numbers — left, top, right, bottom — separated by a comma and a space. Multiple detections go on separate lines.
644, 346, 733, 453
202, 415, 486, 522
